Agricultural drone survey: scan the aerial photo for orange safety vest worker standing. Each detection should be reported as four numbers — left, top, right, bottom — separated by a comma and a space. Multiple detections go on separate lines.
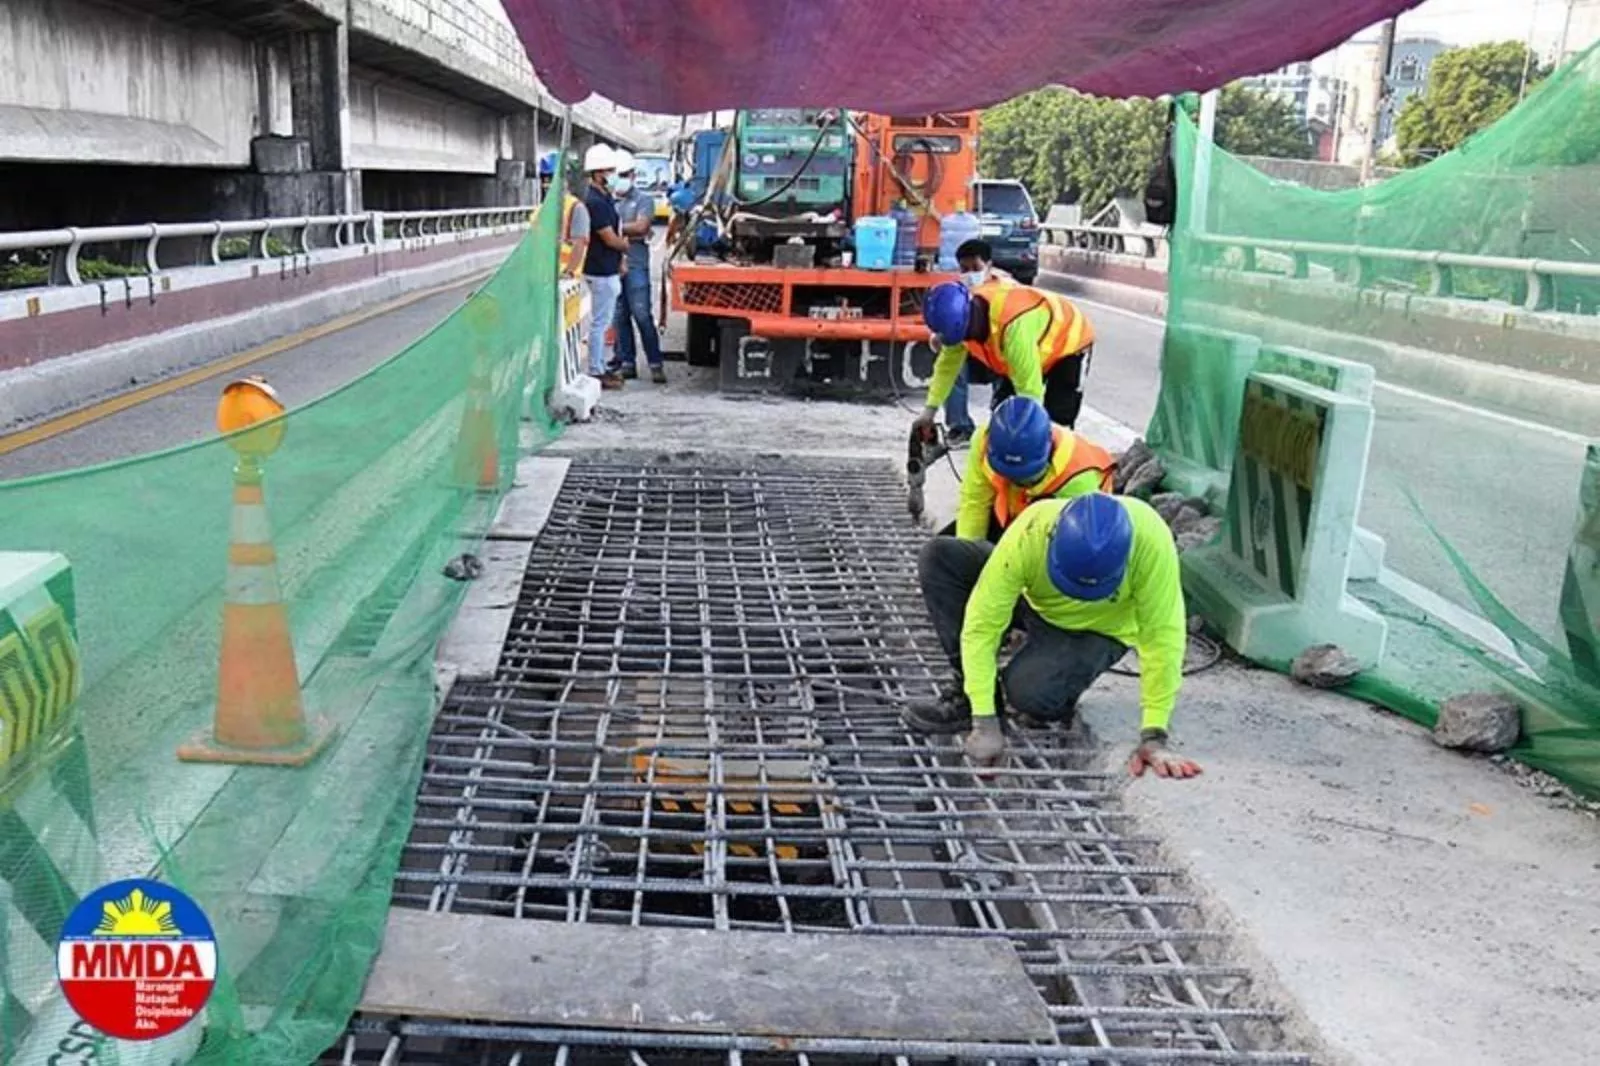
534, 152, 589, 278
919, 275, 1095, 429
945, 396, 1115, 541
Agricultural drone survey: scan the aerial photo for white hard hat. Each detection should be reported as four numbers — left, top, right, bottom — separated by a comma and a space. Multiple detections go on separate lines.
612, 148, 636, 174
583, 144, 617, 173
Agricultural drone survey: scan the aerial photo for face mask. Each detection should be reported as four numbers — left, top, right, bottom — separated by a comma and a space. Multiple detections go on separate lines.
609, 175, 632, 195
960, 269, 989, 289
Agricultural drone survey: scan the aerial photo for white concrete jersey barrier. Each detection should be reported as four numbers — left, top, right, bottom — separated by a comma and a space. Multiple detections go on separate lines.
1562, 444, 1600, 683
0, 553, 201, 1064
1149, 328, 1387, 582
1147, 323, 1259, 506
1252, 344, 1387, 581
1181, 373, 1390, 669
549, 277, 600, 423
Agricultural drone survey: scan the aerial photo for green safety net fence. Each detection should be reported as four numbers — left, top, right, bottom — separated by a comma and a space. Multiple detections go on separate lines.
1155, 47, 1600, 795
0, 156, 566, 1063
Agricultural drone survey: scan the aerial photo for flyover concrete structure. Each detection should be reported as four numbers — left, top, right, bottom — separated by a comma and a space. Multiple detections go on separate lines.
0, 0, 655, 226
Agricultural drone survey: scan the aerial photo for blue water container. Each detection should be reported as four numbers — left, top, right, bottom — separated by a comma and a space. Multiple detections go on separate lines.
854, 216, 897, 270
890, 203, 918, 267
938, 205, 982, 271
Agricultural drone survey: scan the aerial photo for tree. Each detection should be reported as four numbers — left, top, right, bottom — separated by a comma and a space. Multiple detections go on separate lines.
979, 89, 1166, 216
1213, 84, 1314, 159
979, 85, 1309, 217
1395, 41, 1548, 165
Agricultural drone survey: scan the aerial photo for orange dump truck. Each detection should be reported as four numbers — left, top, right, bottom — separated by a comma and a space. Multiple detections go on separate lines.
669, 111, 980, 399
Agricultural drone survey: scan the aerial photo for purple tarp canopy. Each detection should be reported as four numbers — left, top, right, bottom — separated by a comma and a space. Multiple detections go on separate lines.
505, 0, 1423, 115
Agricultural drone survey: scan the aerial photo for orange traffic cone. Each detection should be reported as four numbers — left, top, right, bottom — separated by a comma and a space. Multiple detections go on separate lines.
178, 379, 334, 767
453, 352, 500, 493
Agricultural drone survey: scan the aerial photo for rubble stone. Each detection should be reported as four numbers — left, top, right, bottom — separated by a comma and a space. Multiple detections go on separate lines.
1433, 692, 1522, 753
1174, 516, 1222, 552
1151, 491, 1187, 523
1290, 644, 1362, 688
1122, 456, 1167, 499
1113, 439, 1155, 493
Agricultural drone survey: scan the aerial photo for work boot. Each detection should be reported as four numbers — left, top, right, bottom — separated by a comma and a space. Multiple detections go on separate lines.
620, 363, 639, 381
650, 365, 668, 385
902, 681, 972, 735
946, 425, 974, 448
595, 372, 625, 391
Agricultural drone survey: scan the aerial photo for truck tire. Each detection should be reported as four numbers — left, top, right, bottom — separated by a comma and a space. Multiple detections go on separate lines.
687, 313, 720, 367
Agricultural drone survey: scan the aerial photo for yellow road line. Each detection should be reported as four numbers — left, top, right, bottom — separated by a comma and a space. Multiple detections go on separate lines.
0, 273, 485, 458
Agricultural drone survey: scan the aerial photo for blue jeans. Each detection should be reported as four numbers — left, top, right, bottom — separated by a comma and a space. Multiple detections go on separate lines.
585, 273, 621, 375
944, 363, 974, 432
614, 266, 663, 369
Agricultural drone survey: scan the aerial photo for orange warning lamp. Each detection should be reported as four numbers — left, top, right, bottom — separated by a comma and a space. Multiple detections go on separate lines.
217, 376, 286, 459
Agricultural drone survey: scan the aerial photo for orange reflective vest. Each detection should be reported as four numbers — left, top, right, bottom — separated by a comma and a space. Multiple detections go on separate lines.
533, 194, 580, 260
983, 425, 1115, 528
963, 278, 1094, 378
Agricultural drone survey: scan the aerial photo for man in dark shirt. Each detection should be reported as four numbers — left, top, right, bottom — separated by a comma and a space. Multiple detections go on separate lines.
581, 144, 631, 390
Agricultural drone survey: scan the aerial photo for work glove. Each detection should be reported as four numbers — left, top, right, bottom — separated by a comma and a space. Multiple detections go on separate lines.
912, 407, 938, 435
964, 716, 1006, 768
1127, 731, 1203, 780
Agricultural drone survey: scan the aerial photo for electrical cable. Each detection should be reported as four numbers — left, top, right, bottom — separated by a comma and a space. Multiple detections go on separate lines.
726, 112, 842, 210
1107, 631, 1224, 677
891, 135, 945, 210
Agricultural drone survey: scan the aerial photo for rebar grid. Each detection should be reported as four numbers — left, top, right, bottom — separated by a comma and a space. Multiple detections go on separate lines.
328, 460, 1306, 1066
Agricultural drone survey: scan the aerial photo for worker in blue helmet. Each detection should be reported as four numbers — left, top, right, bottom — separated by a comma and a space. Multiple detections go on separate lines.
532, 151, 590, 278
915, 267, 1094, 439
943, 396, 1116, 543
907, 492, 1203, 776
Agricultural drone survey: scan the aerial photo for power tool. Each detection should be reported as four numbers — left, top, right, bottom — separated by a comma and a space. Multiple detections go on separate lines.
906, 421, 949, 521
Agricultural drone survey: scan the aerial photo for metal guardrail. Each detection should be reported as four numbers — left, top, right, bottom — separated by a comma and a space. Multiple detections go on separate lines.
0, 207, 527, 288
1041, 223, 1167, 258
1042, 223, 1600, 312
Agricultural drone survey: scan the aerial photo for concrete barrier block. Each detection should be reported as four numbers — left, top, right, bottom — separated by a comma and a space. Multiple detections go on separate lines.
549, 278, 599, 422
1182, 373, 1389, 668
0, 552, 79, 786
1562, 443, 1600, 684
1256, 343, 1375, 403
1148, 323, 1259, 506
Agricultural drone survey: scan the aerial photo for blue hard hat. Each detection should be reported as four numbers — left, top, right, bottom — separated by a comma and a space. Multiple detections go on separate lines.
1047, 493, 1134, 602
922, 282, 972, 343
986, 396, 1053, 483
538, 151, 559, 177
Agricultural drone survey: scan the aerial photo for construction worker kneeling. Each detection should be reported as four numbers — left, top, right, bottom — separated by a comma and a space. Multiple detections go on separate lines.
944, 396, 1115, 542
907, 491, 1203, 777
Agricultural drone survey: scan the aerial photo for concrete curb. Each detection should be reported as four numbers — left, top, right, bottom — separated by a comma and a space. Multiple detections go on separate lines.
1196, 304, 1600, 438
0, 244, 513, 433
1040, 268, 1169, 319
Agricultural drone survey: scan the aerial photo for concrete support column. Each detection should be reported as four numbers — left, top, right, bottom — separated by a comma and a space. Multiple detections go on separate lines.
247, 23, 361, 217
495, 112, 538, 207
254, 43, 293, 138
290, 25, 349, 172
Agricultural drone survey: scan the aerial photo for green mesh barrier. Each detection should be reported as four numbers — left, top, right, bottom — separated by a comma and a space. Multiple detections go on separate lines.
0, 152, 566, 1064
1157, 52, 1600, 795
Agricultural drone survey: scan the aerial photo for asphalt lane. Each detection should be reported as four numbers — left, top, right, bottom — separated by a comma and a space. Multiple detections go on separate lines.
1060, 287, 1587, 639
0, 281, 481, 482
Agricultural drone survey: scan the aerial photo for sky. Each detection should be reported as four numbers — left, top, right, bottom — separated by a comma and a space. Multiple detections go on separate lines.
1350, 0, 1588, 50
